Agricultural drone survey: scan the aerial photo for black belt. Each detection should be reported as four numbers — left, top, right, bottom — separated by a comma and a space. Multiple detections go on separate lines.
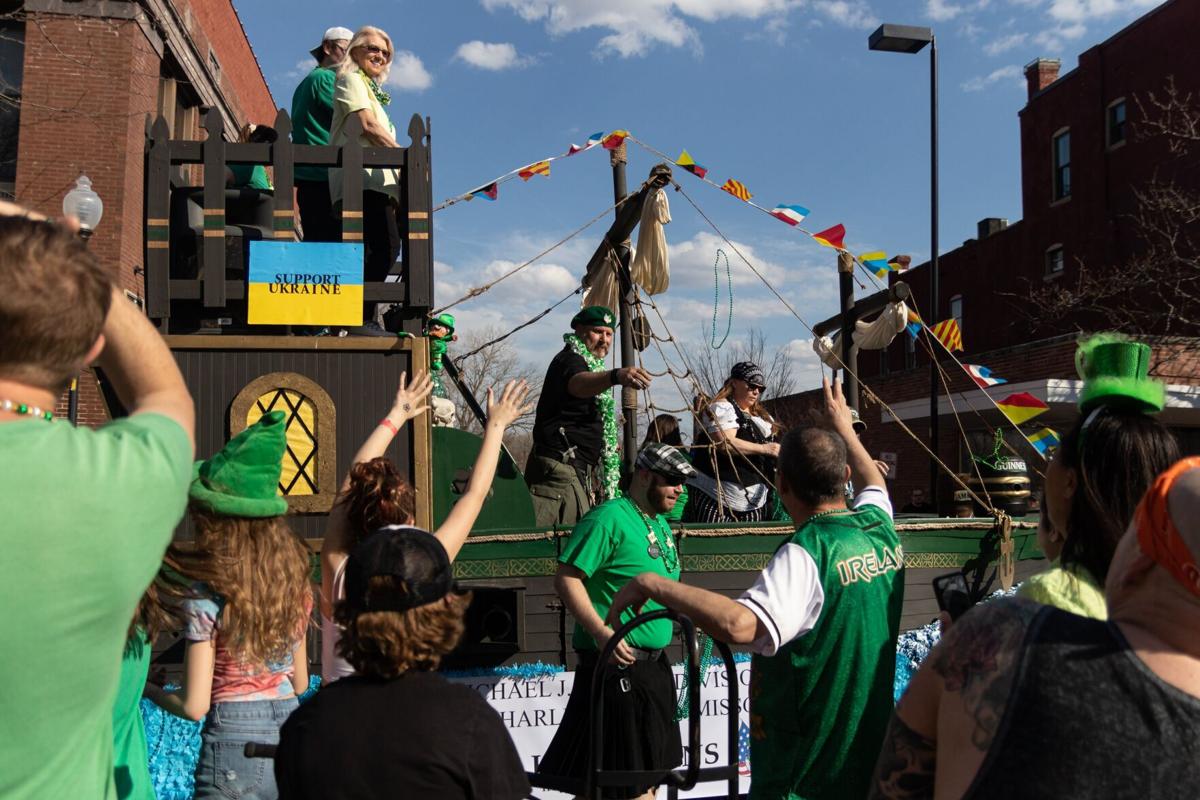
578, 647, 664, 664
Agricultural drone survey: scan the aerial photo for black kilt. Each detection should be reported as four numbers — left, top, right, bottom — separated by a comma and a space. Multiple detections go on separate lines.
538, 651, 682, 799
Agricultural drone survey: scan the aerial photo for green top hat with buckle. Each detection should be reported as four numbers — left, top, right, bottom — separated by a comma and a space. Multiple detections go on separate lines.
1076, 334, 1165, 414
189, 410, 289, 517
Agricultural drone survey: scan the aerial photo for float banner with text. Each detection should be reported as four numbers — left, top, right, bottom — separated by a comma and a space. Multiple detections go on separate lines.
449, 661, 752, 799
247, 241, 364, 325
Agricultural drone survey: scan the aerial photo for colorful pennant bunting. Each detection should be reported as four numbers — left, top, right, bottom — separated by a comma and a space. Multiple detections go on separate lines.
812, 224, 846, 250
601, 130, 630, 150
566, 132, 605, 156
469, 182, 498, 201
996, 392, 1049, 425
675, 149, 708, 179
720, 178, 752, 201
929, 318, 963, 351
888, 254, 912, 271
770, 205, 809, 226
1028, 427, 1060, 456
518, 160, 551, 181
964, 364, 1007, 388
860, 251, 889, 278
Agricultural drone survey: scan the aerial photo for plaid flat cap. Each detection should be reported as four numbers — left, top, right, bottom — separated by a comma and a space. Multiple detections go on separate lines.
636, 442, 697, 483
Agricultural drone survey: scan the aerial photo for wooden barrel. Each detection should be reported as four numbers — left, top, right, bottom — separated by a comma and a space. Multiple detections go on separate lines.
967, 456, 1031, 517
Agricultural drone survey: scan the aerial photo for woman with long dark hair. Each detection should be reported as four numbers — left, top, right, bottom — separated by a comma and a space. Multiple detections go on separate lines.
1021, 335, 1180, 617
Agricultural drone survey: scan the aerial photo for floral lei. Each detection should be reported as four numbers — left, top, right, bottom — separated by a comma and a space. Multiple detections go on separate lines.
358, 70, 391, 106
564, 333, 620, 501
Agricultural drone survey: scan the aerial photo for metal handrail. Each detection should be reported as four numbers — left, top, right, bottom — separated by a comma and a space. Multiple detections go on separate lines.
529, 609, 741, 800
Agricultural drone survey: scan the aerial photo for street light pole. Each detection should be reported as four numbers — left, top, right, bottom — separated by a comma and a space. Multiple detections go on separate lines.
868, 23, 940, 512
63, 174, 104, 425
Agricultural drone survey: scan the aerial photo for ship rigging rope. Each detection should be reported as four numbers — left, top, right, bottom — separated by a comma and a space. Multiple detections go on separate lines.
671, 183, 1000, 515
430, 188, 641, 317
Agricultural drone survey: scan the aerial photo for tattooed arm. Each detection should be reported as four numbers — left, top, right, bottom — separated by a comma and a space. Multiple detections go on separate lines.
869, 598, 1041, 800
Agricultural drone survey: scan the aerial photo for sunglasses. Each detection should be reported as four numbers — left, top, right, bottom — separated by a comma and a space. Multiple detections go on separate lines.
359, 44, 391, 59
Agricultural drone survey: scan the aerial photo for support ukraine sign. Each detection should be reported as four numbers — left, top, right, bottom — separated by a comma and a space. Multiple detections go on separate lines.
247, 241, 365, 326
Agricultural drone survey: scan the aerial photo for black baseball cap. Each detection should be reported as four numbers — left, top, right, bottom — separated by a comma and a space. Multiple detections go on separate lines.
343, 526, 458, 613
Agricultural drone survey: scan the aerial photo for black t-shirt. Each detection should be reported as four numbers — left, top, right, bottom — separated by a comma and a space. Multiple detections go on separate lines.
275, 672, 531, 800
531, 347, 603, 466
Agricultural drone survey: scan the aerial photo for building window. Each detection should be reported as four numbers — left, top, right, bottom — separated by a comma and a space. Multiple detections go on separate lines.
208, 49, 222, 85
879, 348, 890, 377
0, 19, 25, 197
1046, 244, 1065, 276
1107, 99, 1126, 148
905, 332, 916, 369
1052, 129, 1071, 201
949, 294, 963, 325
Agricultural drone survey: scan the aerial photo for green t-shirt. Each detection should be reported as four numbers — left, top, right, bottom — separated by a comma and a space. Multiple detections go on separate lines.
560, 495, 681, 651
291, 66, 337, 183
229, 163, 273, 191
749, 503, 904, 800
0, 414, 192, 800
113, 630, 154, 800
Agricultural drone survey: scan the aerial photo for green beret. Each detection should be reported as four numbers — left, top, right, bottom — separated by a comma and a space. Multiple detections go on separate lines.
571, 305, 616, 329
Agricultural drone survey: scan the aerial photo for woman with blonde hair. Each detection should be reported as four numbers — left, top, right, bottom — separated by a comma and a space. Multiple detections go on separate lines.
685, 361, 781, 523
144, 411, 311, 800
330, 25, 401, 334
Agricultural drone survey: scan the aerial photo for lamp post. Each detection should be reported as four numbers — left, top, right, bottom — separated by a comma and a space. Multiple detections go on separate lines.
868, 24, 940, 513
63, 174, 104, 424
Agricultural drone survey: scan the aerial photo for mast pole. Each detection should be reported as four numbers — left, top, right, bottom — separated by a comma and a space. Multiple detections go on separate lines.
609, 143, 640, 471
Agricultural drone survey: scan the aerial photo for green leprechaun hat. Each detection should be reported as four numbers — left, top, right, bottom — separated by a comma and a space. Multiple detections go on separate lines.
189, 410, 289, 517
1076, 333, 1165, 414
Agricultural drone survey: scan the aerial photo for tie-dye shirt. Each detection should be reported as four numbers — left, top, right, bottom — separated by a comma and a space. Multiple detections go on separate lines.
182, 584, 307, 703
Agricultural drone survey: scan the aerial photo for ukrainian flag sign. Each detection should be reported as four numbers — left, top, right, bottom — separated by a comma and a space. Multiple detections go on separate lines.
247, 242, 364, 326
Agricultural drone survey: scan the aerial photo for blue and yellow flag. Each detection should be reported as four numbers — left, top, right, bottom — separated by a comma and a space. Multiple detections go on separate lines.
247, 241, 365, 326
1029, 427, 1060, 456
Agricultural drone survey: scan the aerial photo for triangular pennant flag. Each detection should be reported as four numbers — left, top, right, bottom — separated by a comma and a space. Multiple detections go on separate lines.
860, 251, 889, 278
601, 130, 629, 150
1028, 427, 1060, 456
770, 204, 810, 226
996, 392, 1049, 425
675, 149, 708, 179
566, 131, 605, 156
929, 318, 963, 351
518, 160, 551, 181
964, 364, 1007, 388
812, 224, 846, 250
720, 178, 752, 201
906, 308, 923, 339
470, 182, 498, 201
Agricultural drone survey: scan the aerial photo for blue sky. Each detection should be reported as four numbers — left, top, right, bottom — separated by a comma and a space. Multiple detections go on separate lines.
235, 0, 1163, 407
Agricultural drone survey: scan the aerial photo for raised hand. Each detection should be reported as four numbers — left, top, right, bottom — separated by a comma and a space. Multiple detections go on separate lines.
486, 379, 534, 430
387, 371, 433, 425
822, 376, 855, 437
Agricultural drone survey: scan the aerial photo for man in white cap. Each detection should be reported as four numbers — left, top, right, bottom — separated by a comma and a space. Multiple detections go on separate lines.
291, 27, 353, 243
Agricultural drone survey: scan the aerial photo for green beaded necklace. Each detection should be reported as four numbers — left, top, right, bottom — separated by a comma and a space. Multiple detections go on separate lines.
625, 494, 679, 574
359, 70, 391, 106
0, 398, 53, 421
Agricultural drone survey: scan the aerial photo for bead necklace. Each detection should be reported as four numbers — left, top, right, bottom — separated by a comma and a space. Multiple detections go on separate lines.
359, 70, 391, 106
803, 507, 850, 525
0, 398, 53, 421
625, 494, 679, 574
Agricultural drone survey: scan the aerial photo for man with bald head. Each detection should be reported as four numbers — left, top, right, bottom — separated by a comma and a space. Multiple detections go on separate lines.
869, 457, 1200, 799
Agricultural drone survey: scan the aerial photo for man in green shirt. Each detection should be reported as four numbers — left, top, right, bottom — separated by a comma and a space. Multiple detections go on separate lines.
0, 205, 195, 799
291, 26, 351, 242
609, 378, 904, 800
539, 442, 697, 800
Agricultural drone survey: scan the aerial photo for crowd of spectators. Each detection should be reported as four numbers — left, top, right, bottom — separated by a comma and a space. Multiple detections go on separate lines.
1, 198, 1197, 800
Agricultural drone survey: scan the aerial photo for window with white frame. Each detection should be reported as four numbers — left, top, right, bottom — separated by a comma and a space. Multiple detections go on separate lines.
1107, 99, 1126, 148
1046, 244, 1065, 276
1052, 129, 1071, 201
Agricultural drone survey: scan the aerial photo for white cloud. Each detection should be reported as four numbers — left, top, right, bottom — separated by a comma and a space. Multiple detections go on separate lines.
454, 40, 534, 70
1045, 0, 1160, 25
926, 0, 964, 21
285, 58, 314, 80
1031, 21, 1086, 51
984, 31, 1027, 55
481, 0, 876, 58
961, 64, 1025, 92
385, 51, 433, 91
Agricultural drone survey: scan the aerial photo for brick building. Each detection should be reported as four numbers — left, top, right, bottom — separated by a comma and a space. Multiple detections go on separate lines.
0, 0, 275, 424
775, 0, 1200, 509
